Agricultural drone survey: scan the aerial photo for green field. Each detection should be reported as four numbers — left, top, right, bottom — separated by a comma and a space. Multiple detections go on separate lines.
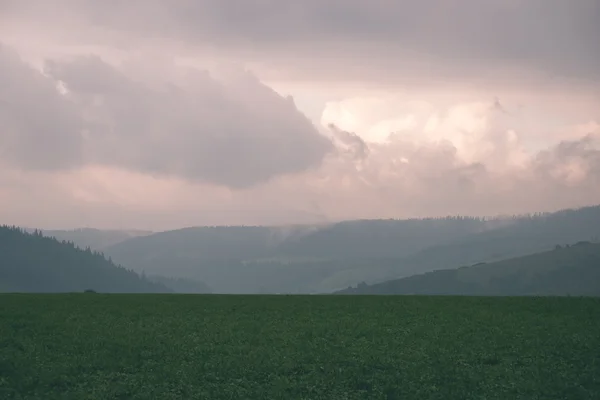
1, 295, 599, 399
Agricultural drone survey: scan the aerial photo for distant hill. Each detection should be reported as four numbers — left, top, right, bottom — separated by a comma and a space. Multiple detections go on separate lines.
0, 226, 169, 293
103, 218, 491, 293
105, 218, 491, 265
371, 205, 600, 283
32, 228, 153, 251
273, 217, 491, 259
101, 205, 600, 294
105, 226, 277, 264
319, 206, 600, 290
337, 241, 600, 296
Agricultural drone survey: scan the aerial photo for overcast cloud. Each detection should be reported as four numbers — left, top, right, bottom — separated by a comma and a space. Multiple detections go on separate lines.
0, 0, 599, 229
2, 0, 599, 88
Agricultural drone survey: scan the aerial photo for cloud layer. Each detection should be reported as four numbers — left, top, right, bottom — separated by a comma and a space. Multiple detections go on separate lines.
0, 1, 599, 229
3, 0, 599, 89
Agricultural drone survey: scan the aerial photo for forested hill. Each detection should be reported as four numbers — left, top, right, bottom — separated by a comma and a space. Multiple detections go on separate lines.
101, 205, 600, 294
383, 205, 600, 281
30, 228, 153, 251
0, 226, 170, 293
337, 241, 600, 296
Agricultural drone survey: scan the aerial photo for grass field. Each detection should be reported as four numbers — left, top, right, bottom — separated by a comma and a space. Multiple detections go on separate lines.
1, 295, 599, 399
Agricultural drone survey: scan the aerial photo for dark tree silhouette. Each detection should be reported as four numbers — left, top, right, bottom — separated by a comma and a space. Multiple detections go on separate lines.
0, 225, 170, 293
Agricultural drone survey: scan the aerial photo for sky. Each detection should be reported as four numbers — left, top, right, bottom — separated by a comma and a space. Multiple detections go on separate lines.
1, 0, 599, 230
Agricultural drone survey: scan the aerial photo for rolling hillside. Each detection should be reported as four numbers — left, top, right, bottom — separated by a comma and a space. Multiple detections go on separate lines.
338, 241, 600, 296
102, 217, 493, 293
285, 205, 600, 290
0, 226, 169, 293
379, 205, 600, 281
101, 205, 600, 294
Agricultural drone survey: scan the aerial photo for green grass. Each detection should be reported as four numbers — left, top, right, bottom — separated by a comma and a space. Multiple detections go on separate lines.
1, 295, 599, 399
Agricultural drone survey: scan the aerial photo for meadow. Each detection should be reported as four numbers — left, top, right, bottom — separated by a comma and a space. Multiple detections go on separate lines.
1, 294, 599, 399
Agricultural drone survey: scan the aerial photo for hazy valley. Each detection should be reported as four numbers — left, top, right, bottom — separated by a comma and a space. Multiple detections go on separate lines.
5, 204, 599, 297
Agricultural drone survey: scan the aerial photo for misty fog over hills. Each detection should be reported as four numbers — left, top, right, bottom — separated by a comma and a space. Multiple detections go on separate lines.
1, 0, 599, 298
4, 205, 599, 295
94, 205, 600, 294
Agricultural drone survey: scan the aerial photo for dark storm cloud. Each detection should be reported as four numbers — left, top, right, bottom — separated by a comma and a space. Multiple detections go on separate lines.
0, 44, 333, 188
